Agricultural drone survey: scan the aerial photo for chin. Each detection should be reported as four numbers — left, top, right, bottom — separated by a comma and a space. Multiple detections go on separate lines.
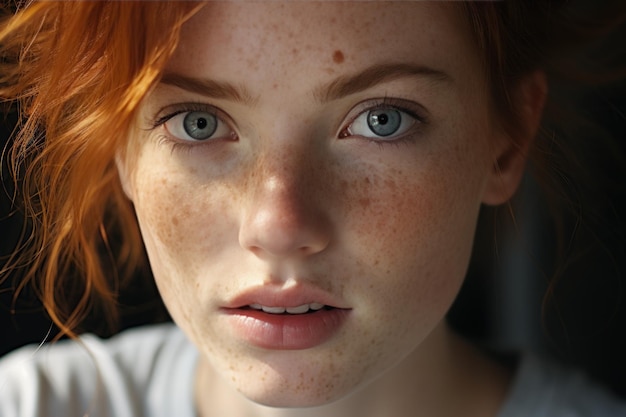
242, 389, 342, 409
233, 371, 358, 409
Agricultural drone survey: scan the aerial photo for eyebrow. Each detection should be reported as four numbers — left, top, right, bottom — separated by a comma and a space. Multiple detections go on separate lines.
160, 72, 256, 105
314, 63, 452, 102
160, 62, 451, 105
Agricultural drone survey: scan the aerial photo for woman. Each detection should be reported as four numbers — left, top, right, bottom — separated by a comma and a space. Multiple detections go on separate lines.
1, 2, 625, 416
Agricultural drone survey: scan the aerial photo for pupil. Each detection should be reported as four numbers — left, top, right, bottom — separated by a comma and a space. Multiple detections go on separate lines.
196, 118, 207, 129
377, 114, 389, 125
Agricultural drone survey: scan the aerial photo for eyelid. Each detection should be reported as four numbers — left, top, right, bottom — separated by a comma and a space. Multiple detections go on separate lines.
151, 102, 235, 129
349, 97, 429, 124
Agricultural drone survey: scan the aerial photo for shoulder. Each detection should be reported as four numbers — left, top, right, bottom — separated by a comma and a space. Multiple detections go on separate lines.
0, 323, 198, 417
498, 353, 626, 417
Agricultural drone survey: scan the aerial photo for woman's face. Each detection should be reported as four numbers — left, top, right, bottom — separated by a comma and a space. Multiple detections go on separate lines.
119, 2, 518, 407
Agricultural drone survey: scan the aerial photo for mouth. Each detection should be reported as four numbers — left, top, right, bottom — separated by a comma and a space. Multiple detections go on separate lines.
220, 282, 351, 349
245, 302, 328, 315
224, 283, 350, 312
222, 305, 349, 350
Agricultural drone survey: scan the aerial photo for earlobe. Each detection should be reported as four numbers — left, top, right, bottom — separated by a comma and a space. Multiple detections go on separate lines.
482, 70, 548, 206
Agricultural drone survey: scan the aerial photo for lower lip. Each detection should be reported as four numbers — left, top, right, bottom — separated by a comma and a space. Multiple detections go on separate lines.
222, 308, 350, 350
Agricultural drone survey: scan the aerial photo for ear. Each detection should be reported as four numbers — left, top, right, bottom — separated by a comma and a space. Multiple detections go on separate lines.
482, 70, 548, 206
115, 152, 135, 202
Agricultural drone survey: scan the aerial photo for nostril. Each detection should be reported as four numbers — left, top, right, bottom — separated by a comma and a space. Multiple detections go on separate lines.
242, 230, 329, 258
297, 237, 330, 256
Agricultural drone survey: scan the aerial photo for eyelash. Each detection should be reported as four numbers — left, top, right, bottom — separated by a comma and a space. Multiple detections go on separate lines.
150, 98, 428, 152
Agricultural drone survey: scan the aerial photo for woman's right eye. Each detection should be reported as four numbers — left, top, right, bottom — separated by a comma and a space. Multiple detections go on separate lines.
163, 110, 235, 142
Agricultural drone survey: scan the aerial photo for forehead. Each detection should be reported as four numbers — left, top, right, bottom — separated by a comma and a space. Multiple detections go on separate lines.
168, 2, 480, 90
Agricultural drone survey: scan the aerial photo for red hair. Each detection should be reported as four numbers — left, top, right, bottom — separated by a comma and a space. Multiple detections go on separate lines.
0, 1, 202, 338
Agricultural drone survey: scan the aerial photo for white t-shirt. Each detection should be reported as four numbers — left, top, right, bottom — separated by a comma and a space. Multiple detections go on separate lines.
1, 323, 624, 417
0, 324, 197, 417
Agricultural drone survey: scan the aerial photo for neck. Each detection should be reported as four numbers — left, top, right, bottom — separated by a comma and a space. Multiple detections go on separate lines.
195, 322, 512, 417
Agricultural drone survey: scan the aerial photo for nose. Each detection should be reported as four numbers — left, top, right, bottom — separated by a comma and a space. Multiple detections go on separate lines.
238, 152, 332, 260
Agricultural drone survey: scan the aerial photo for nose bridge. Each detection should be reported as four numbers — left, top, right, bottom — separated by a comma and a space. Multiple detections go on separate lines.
259, 146, 311, 206
239, 141, 331, 259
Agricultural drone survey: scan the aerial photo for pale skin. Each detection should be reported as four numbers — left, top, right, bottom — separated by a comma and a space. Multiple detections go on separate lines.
117, 2, 546, 417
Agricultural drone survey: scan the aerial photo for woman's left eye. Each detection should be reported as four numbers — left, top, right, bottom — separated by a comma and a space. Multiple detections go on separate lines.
342, 107, 418, 140
163, 110, 234, 142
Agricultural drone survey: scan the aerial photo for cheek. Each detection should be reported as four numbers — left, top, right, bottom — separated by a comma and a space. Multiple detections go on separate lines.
135, 176, 202, 266
340, 148, 487, 335
127, 155, 240, 321
131, 162, 233, 266
347, 162, 481, 271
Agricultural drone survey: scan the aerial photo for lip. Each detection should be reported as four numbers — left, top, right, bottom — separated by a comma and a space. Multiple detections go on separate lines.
221, 283, 351, 350
223, 283, 350, 310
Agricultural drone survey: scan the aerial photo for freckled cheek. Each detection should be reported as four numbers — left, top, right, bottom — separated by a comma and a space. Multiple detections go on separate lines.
342, 174, 439, 273
342, 169, 478, 318
132, 172, 234, 272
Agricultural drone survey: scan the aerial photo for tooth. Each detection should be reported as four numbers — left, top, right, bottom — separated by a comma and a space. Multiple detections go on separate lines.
286, 304, 310, 314
309, 303, 325, 311
249, 304, 262, 310
262, 306, 286, 314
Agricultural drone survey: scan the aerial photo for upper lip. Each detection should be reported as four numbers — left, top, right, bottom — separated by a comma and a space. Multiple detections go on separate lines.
223, 283, 350, 310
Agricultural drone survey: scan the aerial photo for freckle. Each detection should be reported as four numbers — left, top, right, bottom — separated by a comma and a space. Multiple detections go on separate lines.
359, 198, 370, 209
332, 50, 344, 64
172, 216, 179, 226
339, 179, 348, 193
